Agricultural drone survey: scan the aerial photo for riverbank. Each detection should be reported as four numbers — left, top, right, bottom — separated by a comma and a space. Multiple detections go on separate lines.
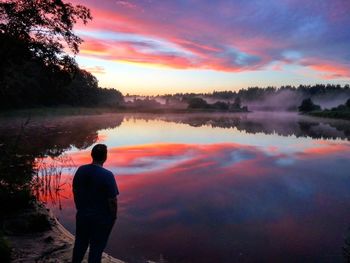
4, 201, 124, 263
0, 106, 251, 118
308, 110, 350, 120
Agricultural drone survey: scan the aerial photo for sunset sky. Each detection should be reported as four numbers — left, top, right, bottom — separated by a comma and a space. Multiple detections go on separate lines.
71, 0, 350, 95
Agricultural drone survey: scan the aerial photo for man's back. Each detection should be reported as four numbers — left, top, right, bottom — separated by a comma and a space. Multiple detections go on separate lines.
73, 164, 118, 221
72, 144, 119, 263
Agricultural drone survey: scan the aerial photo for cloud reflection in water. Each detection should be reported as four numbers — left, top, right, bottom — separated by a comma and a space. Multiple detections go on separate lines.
41, 140, 350, 262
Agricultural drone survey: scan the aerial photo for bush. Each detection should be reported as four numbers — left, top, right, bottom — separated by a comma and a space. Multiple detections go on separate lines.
212, 101, 229, 110
4, 212, 51, 234
332, 104, 347, 111
187, 97, 210, 109
0, 234, 11, 263
0, 187, 33, 214
298, 98, 321, 112
346, 98, 350, 108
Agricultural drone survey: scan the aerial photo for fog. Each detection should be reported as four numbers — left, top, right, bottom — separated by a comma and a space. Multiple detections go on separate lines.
207, 91, 350, 111
124, 91, 350, 112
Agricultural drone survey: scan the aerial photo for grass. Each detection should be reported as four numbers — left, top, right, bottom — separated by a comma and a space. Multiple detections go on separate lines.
309, 110, 350, 120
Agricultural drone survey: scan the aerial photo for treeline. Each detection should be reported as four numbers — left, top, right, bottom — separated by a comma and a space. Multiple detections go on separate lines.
158, 84, 350, 102
212, 85, 350, 101
0, 0, 123, 110
299, 97, 350, 120
187, 97, 248, 112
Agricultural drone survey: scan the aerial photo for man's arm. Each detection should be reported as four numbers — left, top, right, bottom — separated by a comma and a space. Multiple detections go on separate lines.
72, 167, 81, 208
108, 196, 118, 220
106, 171, 119, 220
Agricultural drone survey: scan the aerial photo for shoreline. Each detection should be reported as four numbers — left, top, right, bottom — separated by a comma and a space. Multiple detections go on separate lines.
3, 106, 350, 122
0, 106, 250, 118
6, 202, 124, 263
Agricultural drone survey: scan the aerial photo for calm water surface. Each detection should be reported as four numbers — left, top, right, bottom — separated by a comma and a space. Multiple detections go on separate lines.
6, 112, 350, 263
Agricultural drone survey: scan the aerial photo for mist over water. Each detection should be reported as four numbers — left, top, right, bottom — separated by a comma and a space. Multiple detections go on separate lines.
126, 88, 350, 112
2, 112, 350, 263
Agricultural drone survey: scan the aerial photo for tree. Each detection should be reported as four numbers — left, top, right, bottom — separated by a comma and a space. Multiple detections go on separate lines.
346, 98, 350, 108
212, 101, 229, 110
0, 0, 91, 69
298, 98, 321, 112
187, 97, 210, 109
231, 96, 242, 109
0, 0, 127, 110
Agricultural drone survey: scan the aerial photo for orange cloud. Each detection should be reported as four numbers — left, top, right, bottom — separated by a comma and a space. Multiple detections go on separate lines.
76, 7, 268, 71
80, 38, 195, 69
305, 60, 350, 79
299, 141, 350, 157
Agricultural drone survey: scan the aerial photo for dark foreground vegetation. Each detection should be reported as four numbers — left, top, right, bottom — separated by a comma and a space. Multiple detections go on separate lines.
0, 120, 47, 262
0, 114, 125, 261
0, 0, 120, 260
0, 0, 123, 111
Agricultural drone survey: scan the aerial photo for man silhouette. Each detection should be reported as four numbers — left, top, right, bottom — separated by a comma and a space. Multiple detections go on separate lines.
72, 144, 119, 263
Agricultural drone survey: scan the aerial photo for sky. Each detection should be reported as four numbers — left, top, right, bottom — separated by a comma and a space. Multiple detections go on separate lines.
71, 0, 350, 95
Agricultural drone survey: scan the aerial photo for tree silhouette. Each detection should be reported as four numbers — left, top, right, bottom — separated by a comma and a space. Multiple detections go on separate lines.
232, 96, 242, 109
0, 0, 124, 110
0, 0, 91, 69
346, 99, 350, 108
187, 97, 210, 109
298, 98, 321, 112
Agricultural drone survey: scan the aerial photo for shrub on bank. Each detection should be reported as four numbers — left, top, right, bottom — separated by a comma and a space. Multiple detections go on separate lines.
0, 234, 11, 263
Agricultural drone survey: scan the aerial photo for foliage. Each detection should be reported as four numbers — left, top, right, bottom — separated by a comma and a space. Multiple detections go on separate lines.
344, 228, 350, 262
64, 69, 124, 107
149, 84, 350, 113
0, 0, 124, 110
187, 97, 248, 112
0, 0, 91, 68
126, 98, 162, 109
298, 98, 321, 112
4, 211, 51, 233
310, 110, 350, 120
309, 97, 350, 120
187, 97, 210, 109
212, 101, 229, 110
0, 234, 11, 263
334, 98, 350, 111
0, 120, 35, 214
231, 96, 242, 109
346, 99, 350, 108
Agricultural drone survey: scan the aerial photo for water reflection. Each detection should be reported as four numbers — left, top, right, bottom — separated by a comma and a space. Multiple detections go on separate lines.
129, 112, 350, 140
32, 154, 75, 209
0, 114, 123, 214
44, 141, 350, 262
0, 114, 124, 157
1, 113, 350, 262
1, 113, 350, 145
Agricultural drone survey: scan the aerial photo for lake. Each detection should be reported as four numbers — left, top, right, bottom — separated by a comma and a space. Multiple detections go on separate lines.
2, 112, 350, 262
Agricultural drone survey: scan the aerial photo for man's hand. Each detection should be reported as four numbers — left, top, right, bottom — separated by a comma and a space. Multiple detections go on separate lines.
108, 197, 118, 220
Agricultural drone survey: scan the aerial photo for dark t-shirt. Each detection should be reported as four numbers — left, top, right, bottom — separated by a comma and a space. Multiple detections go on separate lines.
73, 164, 119, 221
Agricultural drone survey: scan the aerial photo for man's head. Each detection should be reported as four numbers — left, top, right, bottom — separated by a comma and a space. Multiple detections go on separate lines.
91, 144, 107, 164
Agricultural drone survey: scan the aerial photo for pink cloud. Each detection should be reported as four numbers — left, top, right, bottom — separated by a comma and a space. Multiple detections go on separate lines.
68, 0, 350, 79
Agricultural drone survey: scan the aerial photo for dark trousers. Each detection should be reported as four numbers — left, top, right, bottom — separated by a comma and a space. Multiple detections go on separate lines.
72, 215, 114, 263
